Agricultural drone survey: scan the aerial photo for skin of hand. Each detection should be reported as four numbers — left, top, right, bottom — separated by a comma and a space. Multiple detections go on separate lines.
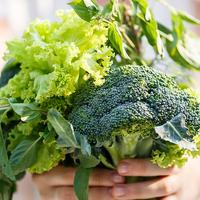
32, 166, 125, 200
32, 158, 200, 200
112, 158, 200, 200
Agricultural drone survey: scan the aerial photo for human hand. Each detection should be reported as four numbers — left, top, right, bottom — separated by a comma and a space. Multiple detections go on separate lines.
32, 165, 124, 200
111, 158, 200, 200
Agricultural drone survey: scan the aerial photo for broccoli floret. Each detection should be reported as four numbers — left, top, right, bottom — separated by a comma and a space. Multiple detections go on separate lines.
69, 64, 200, 167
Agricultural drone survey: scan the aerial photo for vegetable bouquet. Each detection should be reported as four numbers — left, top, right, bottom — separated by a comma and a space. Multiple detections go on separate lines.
1, 0, 200, 200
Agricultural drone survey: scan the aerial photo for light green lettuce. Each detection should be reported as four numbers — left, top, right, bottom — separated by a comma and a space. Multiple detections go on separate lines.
1, 10, 113, 106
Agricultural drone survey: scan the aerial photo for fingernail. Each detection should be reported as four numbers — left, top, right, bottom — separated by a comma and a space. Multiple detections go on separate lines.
112, 174, 124, 183
113, 186, 126, 197
118, 162, 129, 174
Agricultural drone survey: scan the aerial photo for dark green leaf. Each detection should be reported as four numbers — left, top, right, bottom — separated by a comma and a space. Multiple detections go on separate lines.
10, 138, 41, 175
47, 109, 79, 148
8, 100, 41, 122
69, 0, 99, 22
74, 167, 92, 200
135, 137, 153, 158
80, 135, 91, 156
99, 154, 115, 169
134, 0, 163, 55
171, 13, 184, 43
0, 58, 21, 88
155, 114, 196, 150
178, 11, 200, 26
108, 22, 129, 59
0, 172, 16, 200
79, 155, 100, 168
166, 32, 200, 70
0, 125, 15, 181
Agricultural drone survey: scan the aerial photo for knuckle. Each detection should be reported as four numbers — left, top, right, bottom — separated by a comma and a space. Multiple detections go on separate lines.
91, 170, 101, 183
32, 173, 50, 189
161, 179, 176, 195
135, 160, 148, 174
56, 187, 76, 200
32, 174, 44, 185
92, 169, 111, 184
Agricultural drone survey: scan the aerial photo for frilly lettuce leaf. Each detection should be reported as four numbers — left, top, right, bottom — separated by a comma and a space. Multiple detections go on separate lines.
0, 10, 113, 107
28, 141, 66, 174
151, 143, 188, 168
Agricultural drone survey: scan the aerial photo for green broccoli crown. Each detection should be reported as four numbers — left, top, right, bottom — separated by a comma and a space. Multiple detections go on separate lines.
69, 64, 200, 143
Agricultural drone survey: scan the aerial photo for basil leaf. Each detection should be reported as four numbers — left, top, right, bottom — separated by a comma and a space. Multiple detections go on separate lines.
74, 167, 92, 200
108, 22, 129, 59
178, 11, 200, 26
155, 114, 196, 151
10, 138, 41, 175
69, 0, 99, 22
47, 109, 79, 148
8, 100, 41, 122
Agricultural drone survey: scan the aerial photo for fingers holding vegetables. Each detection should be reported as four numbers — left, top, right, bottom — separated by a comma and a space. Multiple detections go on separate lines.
111, 158, 200, 200
32, 165, 124, 199
117, 159, 179, 177
112, 175, 180, 199
32, 165, 124, 187
41, 186, 113, 200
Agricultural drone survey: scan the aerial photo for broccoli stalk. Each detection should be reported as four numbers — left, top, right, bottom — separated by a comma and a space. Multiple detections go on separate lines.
104, 123, 154, 167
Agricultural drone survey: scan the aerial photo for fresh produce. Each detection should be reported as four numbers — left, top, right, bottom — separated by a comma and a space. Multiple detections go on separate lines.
69, 64, 200, 168
1, 0, 200, 200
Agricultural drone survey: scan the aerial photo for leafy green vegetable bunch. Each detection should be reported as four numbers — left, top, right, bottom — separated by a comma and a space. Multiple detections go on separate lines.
1, 0, 200, 200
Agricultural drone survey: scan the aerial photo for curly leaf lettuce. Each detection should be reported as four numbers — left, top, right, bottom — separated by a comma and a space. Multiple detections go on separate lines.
0, 10, 113, 106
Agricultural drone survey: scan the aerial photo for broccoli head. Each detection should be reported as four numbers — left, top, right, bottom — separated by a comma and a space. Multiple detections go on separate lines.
69, 64, 200, 167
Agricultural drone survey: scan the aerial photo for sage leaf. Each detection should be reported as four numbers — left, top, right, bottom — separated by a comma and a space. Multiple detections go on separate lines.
155, 114, 196, 151
74, 167, 92, 200
47, 109, 79, 148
